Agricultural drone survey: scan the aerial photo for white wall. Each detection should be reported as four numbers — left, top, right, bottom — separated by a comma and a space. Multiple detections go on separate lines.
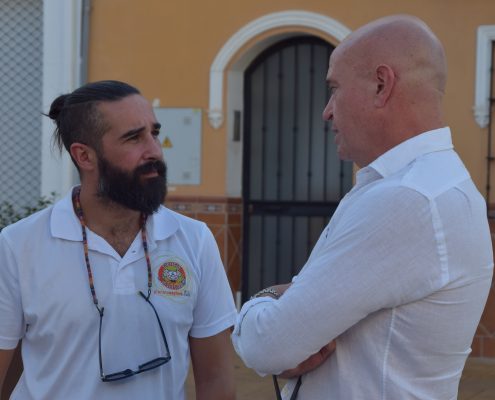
40, 0, 83, 198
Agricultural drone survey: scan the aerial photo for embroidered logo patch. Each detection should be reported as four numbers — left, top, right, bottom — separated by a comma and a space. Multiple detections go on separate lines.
158, 262, 186, 290
153, 255, 193, 301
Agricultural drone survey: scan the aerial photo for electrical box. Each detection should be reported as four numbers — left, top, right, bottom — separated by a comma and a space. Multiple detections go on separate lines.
154, 108, 202, 185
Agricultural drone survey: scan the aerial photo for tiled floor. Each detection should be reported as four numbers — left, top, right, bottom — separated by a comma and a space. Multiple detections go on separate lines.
186, 355, 495, 399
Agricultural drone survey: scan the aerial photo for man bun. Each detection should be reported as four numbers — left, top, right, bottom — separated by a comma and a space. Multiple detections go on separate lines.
48, 94, 69, 122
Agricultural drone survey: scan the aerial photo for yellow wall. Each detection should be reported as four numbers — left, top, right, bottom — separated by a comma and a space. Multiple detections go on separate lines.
88, 0, 495, 197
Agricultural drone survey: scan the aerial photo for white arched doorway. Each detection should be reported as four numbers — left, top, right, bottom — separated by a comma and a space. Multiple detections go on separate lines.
207, 10, 352, 197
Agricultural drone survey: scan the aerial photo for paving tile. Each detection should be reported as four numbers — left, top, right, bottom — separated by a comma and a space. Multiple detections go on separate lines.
186, 356, 495, 399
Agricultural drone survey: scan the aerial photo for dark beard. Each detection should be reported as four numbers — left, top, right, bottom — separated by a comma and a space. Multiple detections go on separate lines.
97, 156, 167, 215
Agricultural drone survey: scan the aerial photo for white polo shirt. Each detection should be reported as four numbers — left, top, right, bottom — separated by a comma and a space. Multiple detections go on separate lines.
233, 127, 494, 399
0, 191, 236, 399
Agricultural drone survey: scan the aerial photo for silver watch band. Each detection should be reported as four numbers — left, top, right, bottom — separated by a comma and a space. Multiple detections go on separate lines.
251, 287, 280, 300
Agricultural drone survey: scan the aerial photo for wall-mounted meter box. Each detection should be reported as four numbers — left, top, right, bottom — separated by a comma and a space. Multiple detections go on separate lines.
154, 108, 202, 185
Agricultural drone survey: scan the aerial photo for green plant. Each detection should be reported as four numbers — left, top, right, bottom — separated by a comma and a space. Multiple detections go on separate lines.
0, 193, 56, 231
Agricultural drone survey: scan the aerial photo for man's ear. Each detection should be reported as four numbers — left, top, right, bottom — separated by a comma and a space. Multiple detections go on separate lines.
374, 64, 395, 108
70, 142, 97, 172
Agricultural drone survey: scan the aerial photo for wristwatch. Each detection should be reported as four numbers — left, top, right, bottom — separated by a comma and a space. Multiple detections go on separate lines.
251, 287, 280, 300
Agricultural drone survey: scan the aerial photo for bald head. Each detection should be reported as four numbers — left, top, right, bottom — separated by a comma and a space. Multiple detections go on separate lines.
323, 15, 447, 167
337, 15, 447, 94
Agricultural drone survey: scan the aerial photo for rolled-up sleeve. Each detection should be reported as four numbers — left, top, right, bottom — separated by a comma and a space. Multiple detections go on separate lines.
231, 297, 278, 374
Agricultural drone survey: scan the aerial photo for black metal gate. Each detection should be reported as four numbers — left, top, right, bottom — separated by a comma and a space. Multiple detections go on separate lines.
242, 36, 353, 299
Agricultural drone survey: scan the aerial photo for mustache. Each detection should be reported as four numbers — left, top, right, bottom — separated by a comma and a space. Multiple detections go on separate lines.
135, 160, 166, 177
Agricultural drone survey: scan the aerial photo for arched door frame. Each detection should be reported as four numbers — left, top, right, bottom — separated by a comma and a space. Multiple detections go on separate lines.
206, 10, 352, 197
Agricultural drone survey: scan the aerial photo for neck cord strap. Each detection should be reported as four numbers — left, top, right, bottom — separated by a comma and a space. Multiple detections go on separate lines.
140, 213, 152, 299
273, 375, 302, 400
71, 186, 152, 309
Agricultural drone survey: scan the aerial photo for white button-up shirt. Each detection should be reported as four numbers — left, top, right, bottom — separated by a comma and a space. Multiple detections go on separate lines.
233, 127, 494, 400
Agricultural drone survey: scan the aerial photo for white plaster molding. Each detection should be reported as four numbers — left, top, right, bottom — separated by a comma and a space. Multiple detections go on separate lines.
41, 0, 82, 198
208, 109, 224, 129
208, 10, 351, 129
474, 25, 495, 128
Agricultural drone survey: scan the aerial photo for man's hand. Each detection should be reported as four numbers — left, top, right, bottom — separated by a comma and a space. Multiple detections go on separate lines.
278, 341, 336, 379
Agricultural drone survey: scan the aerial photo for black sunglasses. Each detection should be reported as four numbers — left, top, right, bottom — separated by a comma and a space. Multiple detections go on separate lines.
98, 290, 171, 382
72, 189, 171, 382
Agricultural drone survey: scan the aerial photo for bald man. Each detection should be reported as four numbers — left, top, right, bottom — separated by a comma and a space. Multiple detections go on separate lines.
232, 15, 493, 399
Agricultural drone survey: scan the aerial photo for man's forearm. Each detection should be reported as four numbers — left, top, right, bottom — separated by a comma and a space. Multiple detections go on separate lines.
0, 347, 16, 397
190, 330, 235, 400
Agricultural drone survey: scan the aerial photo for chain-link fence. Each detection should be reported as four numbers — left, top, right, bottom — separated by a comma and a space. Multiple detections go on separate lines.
0, 0, 43, 207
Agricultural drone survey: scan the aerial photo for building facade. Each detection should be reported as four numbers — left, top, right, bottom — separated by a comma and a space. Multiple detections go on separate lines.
1, 0, 494, 358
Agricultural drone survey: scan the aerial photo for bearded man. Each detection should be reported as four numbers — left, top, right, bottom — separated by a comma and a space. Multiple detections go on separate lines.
0, 80, 236, 399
